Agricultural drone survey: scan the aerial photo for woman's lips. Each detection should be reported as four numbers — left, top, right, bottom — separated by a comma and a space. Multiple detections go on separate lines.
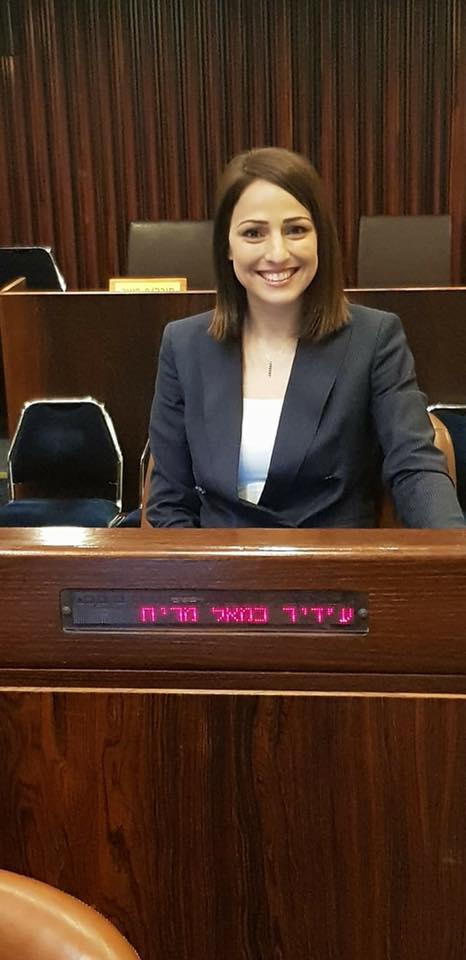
256, 267, 299, 284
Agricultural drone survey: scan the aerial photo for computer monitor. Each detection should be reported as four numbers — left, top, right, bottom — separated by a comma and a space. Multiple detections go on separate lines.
0, 246, 66, 291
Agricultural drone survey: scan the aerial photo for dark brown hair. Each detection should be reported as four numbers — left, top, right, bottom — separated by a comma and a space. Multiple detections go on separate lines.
209, 147, 347, 341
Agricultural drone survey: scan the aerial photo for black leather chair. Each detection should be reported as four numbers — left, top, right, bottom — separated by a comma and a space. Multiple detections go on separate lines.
127, 220, 215, 289
0, 398, 123, 527
0, 869, 139, 960
357, 215, 451, 287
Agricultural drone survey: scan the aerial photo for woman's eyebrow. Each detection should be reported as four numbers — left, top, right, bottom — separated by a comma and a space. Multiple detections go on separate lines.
236, 215, 312, 226
236, 219, 268, 226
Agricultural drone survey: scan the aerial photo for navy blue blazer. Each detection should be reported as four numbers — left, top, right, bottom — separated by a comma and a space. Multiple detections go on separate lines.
147, 304, 465, 528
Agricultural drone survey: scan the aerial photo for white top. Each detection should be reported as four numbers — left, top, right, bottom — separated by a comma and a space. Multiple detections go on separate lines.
237, 398, 284, 504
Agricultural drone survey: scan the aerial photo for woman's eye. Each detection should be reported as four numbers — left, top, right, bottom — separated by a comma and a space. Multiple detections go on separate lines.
242, 227, 262, 239
286, 224, 307, 236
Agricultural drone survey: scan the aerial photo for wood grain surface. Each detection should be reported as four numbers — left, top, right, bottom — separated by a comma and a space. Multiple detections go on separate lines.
0, 528, 466, 679
0, 531, 466, 956
0, 690, 465, 959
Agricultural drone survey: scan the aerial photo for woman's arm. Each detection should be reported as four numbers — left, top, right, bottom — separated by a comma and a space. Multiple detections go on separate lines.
370, 312, 465, 528
146, 324, 201, 527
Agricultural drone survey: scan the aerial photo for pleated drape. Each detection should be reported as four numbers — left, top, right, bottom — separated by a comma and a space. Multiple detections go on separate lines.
0, 0, 464, 288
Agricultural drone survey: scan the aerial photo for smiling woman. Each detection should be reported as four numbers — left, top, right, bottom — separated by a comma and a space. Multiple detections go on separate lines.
226, 178, 319, 409
211, 147, 346, 343
146, 147, 465, 530
227, 179, 318, 315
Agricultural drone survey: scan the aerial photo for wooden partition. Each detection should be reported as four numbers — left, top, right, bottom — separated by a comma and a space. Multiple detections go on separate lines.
350, 288, 466, 404
0, 288, 465, 507
0, 291, 215, 508
0, 528, 466, 959
0, 278, 26, 431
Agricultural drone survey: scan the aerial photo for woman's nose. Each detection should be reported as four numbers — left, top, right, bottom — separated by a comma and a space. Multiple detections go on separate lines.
264, 231, 289, 262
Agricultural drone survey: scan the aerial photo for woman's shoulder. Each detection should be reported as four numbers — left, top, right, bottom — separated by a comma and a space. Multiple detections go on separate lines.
347, 300, 400, 326
348, 302, 396, 324
346, 301, 402, 340
165, 310, 214, 345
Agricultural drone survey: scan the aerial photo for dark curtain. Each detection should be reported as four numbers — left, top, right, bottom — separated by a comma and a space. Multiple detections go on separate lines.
0, 0, 464, 289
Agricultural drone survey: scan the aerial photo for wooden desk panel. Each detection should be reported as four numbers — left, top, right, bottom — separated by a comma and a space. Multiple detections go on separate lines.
0, 531, 466, 959
1, 689, 465, 960
1, 528, 466, 679
0, 288, 465, 507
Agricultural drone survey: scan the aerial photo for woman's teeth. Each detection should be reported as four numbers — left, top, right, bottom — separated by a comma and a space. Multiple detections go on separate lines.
259, 269, 296, 282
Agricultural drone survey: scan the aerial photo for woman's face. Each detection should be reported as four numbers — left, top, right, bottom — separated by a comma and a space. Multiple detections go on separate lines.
228, 178, 318, 312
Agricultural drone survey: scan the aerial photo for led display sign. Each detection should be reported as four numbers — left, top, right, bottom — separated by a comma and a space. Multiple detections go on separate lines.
61, 590, 368, 634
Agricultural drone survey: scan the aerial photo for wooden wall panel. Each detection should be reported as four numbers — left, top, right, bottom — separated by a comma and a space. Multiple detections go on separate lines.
0, 0, 464, 289
0, 690, 466, 959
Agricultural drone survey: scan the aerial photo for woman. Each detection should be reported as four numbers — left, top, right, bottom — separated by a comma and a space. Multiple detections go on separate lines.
147, 147, 464, 528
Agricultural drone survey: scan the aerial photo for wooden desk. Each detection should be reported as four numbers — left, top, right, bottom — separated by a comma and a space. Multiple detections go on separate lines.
0, 529, 466, 959
0, 288, 465, 508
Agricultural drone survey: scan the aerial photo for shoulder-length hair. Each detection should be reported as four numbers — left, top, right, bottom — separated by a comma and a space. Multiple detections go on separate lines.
209, 147, 347, 341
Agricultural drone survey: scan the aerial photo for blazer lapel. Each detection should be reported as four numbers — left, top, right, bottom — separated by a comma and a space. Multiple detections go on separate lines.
261, 324, 353, 508
201, 335, 243, 497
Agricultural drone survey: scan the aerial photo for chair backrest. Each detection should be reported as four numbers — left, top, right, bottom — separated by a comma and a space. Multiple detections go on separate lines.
0, 869, 140, 960
428, 404, 466, 510
127, 220, 215, 288
357, 215, 451, 287
141, 450, 154, 527
142, 415, 456, 529
8, 398, 123, 506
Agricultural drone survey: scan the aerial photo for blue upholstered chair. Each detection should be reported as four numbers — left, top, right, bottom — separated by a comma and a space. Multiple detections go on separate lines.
113, 439, 150, 527
0, 398, 123, 527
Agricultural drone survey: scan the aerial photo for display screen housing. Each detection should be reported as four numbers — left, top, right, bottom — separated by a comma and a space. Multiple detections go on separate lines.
61, 589, 369, 633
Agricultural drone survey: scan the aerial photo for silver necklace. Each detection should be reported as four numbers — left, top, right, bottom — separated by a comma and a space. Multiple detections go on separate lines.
264, 341, 296, 378
244, 322, 297, 378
